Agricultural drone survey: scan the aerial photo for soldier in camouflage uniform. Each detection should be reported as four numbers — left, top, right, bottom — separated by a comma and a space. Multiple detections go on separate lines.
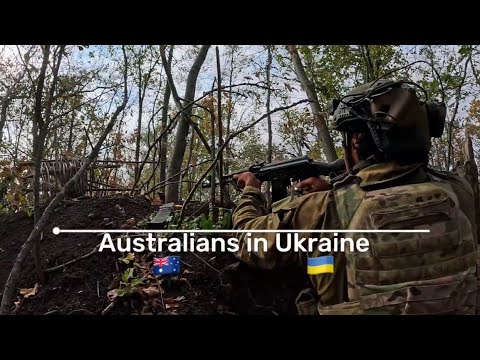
232, 79, 480, 315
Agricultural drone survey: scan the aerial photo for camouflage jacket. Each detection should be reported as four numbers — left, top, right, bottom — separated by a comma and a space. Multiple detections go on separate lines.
232, 161, 479, 314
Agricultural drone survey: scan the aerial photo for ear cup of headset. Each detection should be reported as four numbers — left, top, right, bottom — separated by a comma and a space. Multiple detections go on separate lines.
426, 101, 446, 138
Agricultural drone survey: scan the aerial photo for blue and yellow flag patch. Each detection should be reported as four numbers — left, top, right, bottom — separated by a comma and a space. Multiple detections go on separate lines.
307, 256, 334, 275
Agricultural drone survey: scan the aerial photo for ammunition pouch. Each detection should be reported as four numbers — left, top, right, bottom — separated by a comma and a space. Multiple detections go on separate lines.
295, 288, 319, 315
318, 301, 364, 315
295, 288, 365, 315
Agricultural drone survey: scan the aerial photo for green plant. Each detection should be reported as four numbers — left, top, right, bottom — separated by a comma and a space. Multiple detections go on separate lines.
118, 252, 139, 266
220, 208, 232, 229
165, 208, 234, 232
25, 207, 33, 218
107, 254, 144, 301
116, 267, 144, 297
199, 213, 214, 229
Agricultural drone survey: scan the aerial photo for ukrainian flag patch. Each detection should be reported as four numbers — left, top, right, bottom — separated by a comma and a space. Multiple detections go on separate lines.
307, 256, 334, 275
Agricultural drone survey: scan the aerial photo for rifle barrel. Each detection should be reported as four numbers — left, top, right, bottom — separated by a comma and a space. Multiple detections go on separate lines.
202, 156, 346, 188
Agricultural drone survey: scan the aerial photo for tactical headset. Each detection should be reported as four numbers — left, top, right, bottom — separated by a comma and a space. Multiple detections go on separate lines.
328, 62, 447, 164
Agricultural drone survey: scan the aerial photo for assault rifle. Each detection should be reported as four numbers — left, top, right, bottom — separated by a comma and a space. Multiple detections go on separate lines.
204, 155, 346, 202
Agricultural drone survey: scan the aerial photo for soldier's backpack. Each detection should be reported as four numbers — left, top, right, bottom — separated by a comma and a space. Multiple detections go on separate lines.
319, 170, 480, 315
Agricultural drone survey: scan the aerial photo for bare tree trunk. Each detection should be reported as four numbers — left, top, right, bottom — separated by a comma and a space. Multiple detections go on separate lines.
0, 67, 27, 144
184, 131, 195, 194
223, 47, 235, 205
178, 173, 183, 200
210, 91, 216, 218
286, 45, 337, 162
32, 129, 47, 281
35, 45, 66, 281
135, 75, 144, 180
67, 111, 75, 154
0, 99, 8, 143
359, 45, 375, 81
442, 145, 448, 171
159, 46, 174, 193
447, 112, 459, 170
131, 46, 160, 191
5, 119, 11, 144
446, 57, 469, 170
468, 52, 480, 86
53, 128, 59, 159
31, 45, 51, 283
14, 114, 25, 159
0, 46, 129, 315
434, 139, 441, 169
159, 89, 171, 191
163, 45, 210, 203
216, 47, 224, 208
265, 46, 273, 208
150, 116, 157, 190
133, 113, 180, 194
456, 131, 480, 242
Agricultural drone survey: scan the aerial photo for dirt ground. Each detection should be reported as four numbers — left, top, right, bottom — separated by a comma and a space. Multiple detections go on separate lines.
0, 196, 309, 315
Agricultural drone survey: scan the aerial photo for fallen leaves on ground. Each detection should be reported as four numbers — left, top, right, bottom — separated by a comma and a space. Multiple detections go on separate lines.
19, 283, 40, 298
141, 286, 160, 297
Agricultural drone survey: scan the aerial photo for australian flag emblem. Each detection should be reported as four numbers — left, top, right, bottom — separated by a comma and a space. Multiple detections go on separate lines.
153, 256, 180, 275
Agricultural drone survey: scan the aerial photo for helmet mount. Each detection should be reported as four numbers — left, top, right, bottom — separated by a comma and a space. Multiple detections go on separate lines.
329, 78, 446, 164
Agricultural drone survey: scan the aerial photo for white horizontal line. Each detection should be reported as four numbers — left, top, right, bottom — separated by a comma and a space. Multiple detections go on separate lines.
54, 228, 430, 234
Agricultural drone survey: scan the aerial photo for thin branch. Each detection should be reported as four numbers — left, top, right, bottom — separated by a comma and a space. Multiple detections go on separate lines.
188, 82, 278, 110
102, 302, 115, 315
49, 87, 112, 124
469, 54, 480, 86
144, 159, 213, 196
177, 99, 309, 225
189, 252, 223, 275
68, 309, 94, 315
44, 244, 101, 273
447, 58, 469, 169
159, 45, 211, 155
15, 45, 35, 88
0, 45, 130, 315
130, 110, 181, 192
84, 127, 94, 152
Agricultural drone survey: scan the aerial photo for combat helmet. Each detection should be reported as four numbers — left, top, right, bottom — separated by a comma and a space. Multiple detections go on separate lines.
329, 78, 446, 161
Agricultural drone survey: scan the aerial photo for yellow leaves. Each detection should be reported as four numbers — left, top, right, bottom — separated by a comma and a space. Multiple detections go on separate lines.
225, 98, 234, 113
0, 161, 31, 213
19, 283, 40, 299
126, 218, 136, 226
200, 94, 216, 113
0, 162, 13, 180
6, 193, 15, 203
119, 252, 135, 265
107, 288, 119, 301
0, 169, 9, 179
120, 218, 137, 230
468, 99, 480, 121
464, 99, 480, 139
164, 295, 185, 309
141, 286, 160, 297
